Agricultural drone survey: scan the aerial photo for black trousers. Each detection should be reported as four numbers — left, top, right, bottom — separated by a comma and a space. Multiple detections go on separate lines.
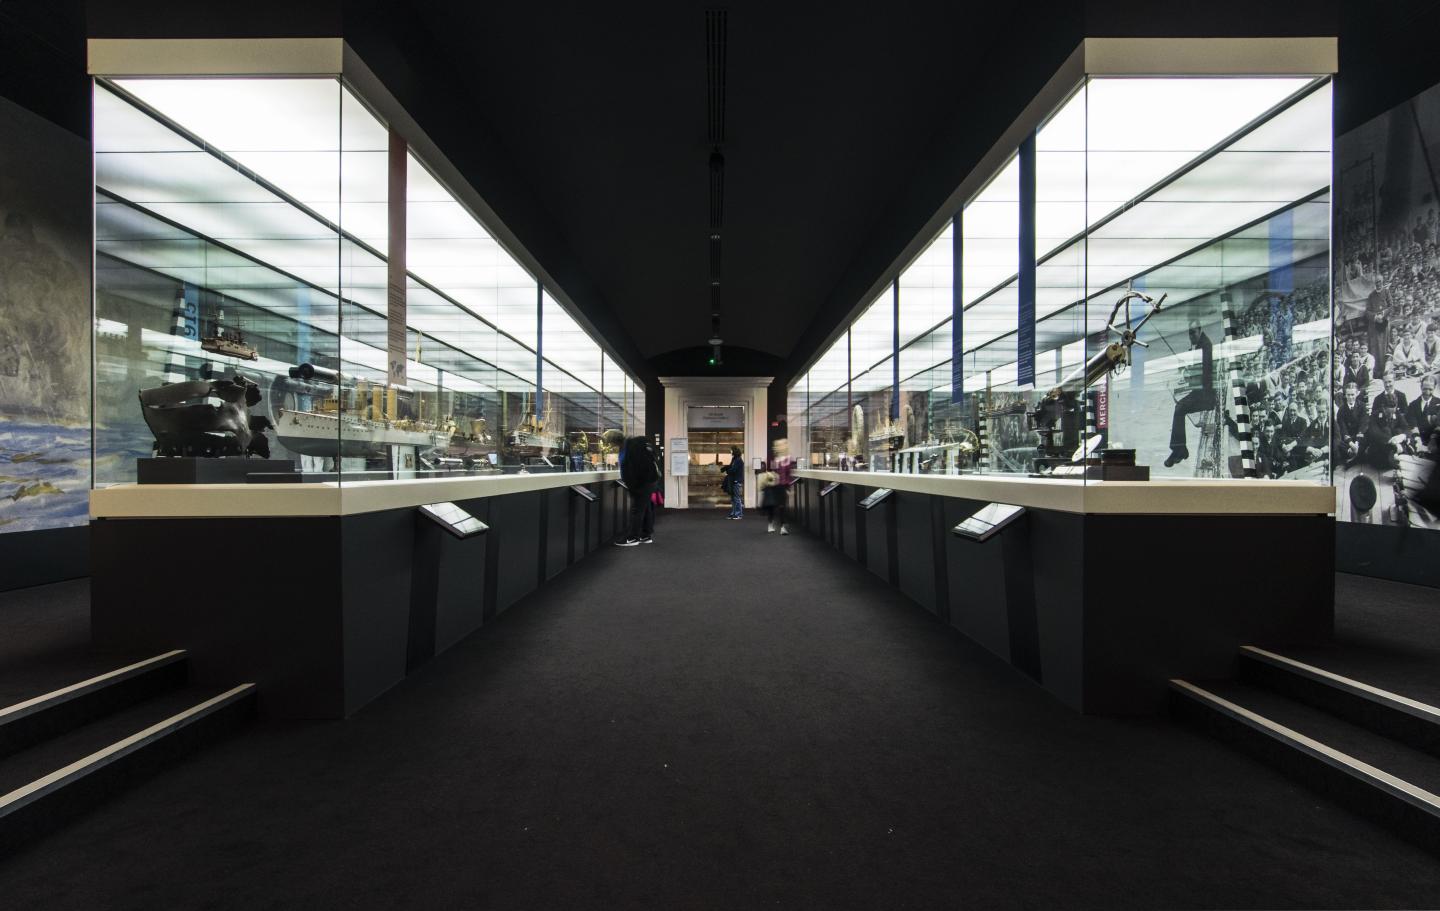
626, 483, 655, 540
1170, 389, 1217, 451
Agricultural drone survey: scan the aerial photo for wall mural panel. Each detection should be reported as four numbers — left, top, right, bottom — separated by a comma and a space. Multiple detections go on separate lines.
1336, 82, 1440, 529
0, 96, 91, 533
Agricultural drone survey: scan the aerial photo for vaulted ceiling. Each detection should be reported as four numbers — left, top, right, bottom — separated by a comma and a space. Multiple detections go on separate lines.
404, 1, 1037, 363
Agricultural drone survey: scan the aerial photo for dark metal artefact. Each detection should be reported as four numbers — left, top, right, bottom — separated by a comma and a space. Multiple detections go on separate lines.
138, 374, 272, 458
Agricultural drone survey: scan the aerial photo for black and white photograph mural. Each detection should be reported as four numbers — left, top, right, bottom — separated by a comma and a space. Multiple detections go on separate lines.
0, 96, 91, 534
1336, 80, 1440, 529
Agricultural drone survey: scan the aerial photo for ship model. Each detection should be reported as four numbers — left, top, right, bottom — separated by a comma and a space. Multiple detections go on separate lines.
200, 308, 259, 360
867, 418, 906, 449
432, 414, 500, 471
508, 410, 562, 457
275, 363, 447, 459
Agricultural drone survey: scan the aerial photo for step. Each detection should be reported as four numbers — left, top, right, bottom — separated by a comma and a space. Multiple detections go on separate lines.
0, 651, 189, 759
0, 683, 255, 853
1240, 646, 1440, 756
1171, 679, 1440, 853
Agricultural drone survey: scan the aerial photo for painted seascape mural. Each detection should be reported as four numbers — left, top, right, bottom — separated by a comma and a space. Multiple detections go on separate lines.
0, 95, 91, 533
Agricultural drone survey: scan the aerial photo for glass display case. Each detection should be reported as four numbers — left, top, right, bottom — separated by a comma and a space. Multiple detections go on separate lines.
93, 72, 644, 486
792, 63, 1333, 484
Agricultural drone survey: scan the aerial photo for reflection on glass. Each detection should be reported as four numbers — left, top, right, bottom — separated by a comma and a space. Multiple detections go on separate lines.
796, 75, 1332, 484
93, 76, 644, 485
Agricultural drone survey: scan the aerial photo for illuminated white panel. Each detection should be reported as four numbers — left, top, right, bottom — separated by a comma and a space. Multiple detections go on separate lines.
897, 223, 953, 348
962, 156, 1020, 306
850, 293, 894, 378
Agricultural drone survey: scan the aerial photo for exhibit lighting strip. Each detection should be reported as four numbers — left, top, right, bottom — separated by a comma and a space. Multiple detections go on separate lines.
96, 78, 644, 407
92, 203, 540, 395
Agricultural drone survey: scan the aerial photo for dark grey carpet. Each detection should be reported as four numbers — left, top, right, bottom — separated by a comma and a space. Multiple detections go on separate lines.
1274, 572, 1440, 706
0, 578, 125, 706
1, 512, 1439, 909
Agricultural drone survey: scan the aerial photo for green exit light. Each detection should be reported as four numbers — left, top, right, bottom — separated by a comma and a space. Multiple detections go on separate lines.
708, 357, 716, 365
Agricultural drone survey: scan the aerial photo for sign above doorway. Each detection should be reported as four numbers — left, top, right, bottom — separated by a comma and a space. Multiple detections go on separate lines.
687, 405, 744, 430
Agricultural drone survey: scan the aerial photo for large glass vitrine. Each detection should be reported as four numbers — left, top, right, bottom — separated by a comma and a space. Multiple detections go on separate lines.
93, 71, 644, 486
793, 53, 1333, 484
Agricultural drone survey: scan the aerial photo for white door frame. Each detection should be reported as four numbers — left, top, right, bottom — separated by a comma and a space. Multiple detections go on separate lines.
659, 376, 772, 509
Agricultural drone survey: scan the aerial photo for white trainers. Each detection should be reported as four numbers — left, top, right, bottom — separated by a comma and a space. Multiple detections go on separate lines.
780, 526, 790, 535
614, 539, 640, 547
767, 522, 775, 533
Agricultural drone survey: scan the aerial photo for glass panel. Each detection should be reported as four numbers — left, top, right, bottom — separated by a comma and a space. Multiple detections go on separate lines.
809, 336, 849, 471
94, 77, 343, 485
542, 290, 604, 469
849, 292, 894, 381
1087, 77, 1332, 483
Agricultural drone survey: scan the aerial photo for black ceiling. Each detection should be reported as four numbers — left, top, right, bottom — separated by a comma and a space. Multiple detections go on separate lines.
403, 0, 1038, 363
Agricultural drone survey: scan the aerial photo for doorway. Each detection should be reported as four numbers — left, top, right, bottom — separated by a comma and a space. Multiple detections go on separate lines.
686, 405, 745, 509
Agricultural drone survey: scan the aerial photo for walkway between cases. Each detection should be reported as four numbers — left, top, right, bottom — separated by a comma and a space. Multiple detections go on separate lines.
1, 511, 1438, 908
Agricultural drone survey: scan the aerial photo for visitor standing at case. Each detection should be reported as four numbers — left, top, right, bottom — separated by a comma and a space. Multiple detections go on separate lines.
723, 445, 745, 519
616, 435, 660, 546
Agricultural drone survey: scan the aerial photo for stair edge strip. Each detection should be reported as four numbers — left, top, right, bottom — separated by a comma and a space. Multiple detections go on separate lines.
0, 650, 188, 723
1170, 679, 1440, 814
1240, 645, 1440, 723
0, 683, 255, 816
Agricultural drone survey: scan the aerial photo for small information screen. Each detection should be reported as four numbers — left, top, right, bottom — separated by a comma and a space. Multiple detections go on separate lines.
419, 502, 489, 539
857, 488, 893, 510
819, 482, 840, 498
570, 485, 598, 502
952, 503, 1025, 542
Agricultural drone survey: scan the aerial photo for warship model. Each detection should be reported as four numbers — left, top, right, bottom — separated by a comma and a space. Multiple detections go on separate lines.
274, 363, 448, 459
200, 309, 258, 360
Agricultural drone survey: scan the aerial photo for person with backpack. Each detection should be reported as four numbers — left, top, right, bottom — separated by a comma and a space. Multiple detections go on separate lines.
616, 434, 661, 546
722, 445, 745, 519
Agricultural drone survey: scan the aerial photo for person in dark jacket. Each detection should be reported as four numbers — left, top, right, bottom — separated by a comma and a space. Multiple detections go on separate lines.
723, 445, 744, 519
616, 435, 660, 546
1334, 381, 1368, 465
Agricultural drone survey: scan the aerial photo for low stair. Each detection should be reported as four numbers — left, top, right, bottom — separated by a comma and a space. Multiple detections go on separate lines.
1172, 645, 1440, 853
0, 650, 254, 852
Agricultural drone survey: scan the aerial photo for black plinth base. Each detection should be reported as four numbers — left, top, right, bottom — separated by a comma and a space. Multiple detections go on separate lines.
137, 457, 296, 484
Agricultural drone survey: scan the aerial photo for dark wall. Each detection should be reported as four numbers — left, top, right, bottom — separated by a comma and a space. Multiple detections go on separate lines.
0, 1, 89, 137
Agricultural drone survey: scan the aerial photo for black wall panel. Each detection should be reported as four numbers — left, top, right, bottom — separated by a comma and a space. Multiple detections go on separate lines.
860, 493, 892, 584
91, 516, 347, 719
339, 509, 415, 714
839, 486, 859, 562
1081, 514, 1334, 713
545, 488, 570, 581
894, 491, 935, 612
1022, 510, 1084, 707
0, 526, 88, 593
1336, 524, 1440, 589
433, 499, 489, 655
942, 496, 1014, 664
490, 491, 542, 615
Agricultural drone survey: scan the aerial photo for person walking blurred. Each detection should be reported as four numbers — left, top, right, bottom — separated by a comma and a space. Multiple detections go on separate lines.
758, 439, 796, 535
723, 445, 745, 519
615, 434, 660, 546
